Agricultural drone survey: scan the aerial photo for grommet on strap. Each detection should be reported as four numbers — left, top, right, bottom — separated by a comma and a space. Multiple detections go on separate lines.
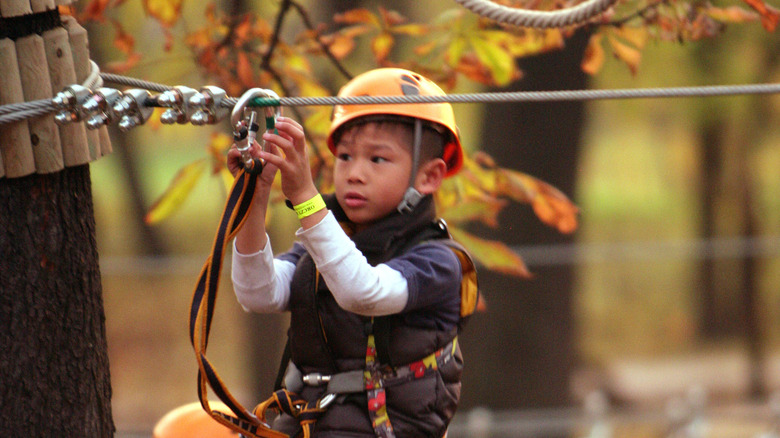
231, 88, 281, 174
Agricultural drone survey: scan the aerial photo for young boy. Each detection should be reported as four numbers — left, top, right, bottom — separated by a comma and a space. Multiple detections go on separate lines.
228, 68, 474, 438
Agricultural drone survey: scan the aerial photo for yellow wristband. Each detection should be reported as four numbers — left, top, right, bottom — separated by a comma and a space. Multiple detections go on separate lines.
293, 194, 326, 219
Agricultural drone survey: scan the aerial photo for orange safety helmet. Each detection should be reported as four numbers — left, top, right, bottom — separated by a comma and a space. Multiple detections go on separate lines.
153, 402, 239, 438
327, 68, 463, 177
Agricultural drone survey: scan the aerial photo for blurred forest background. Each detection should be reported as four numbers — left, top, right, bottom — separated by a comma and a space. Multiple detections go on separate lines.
70, 0, 780, 435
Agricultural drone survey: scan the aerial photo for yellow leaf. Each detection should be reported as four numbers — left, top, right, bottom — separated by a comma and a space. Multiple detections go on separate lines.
371, 32, 394, 60
143, 0, 182, 27
391, 23, 429, 36
581, 33, 605, 75
145, 159, 207, 224
469, 35, 515, 85
440, 197, 507, 228
613, 26, 648, 50
449, 228, 532, 278
446, 37, 468, 67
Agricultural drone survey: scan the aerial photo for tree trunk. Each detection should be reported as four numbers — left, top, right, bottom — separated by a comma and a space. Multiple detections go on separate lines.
460, 29, 590, 411
0, 165, 114, 436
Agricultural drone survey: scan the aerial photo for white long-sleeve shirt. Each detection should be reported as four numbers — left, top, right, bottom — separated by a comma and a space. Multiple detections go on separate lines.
231, 211, 462, 327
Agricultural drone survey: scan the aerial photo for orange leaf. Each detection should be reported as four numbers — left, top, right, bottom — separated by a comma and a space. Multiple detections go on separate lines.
581, 33, 605, 75
497, 169, 579, 234
110, 19, 135, 55
741, 0, 780, 30
145, 159, 207, 224
449, 228, 532, 278
335, 8, 379, 26
143, 0, 183, 27
237, 52, 254, 87
80, 0, 110, 21
379, 7, 406, 26
705, 6, 759, 23
608, 34, 642, 75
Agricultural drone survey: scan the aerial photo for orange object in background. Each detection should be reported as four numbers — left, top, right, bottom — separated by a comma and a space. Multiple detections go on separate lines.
153, 402, 239, 438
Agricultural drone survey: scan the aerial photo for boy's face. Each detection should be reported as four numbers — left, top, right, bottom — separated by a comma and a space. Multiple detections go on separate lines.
333, 123, 413, 228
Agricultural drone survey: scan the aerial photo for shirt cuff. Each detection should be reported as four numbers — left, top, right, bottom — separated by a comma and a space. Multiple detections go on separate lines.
231, 236, 275, 289
295, 212, 356, 267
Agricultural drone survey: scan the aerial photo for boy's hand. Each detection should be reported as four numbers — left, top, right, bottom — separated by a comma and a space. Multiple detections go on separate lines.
227, 139, 278, 186
258, 117, 318, 205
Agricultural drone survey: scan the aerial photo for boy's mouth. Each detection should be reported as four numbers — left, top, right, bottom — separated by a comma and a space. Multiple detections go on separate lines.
343, 192, 367, 208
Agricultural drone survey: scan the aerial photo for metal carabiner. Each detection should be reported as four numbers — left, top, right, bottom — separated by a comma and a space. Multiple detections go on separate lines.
231, 88, 281, 174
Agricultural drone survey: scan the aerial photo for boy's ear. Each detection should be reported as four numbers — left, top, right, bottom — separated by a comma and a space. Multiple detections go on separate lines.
415, 158, 447, 195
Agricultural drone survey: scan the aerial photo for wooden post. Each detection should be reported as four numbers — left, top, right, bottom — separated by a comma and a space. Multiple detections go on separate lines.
15, 34, 64, 173
62, 15, 103, 161
0, 0, 31, 17
0, 38, 36, 178
29, 0, 53, 13
44, 27, 90, 166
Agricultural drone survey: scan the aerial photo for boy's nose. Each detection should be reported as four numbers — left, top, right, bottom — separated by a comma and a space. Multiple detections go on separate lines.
346, 161, 366, 183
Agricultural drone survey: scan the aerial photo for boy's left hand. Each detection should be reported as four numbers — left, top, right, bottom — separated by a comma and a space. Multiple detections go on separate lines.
258, 117, 319, 205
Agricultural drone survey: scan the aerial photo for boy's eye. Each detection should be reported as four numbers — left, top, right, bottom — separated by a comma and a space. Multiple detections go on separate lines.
371, 156, 387, 163
337, 153, 351, 161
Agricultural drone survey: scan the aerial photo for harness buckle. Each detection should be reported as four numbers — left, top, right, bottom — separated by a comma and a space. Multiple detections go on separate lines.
317, 393, 337, 409
302, 372, 331, 386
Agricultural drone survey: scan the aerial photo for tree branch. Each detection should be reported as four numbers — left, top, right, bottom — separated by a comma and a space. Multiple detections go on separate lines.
289, 0, 353, 80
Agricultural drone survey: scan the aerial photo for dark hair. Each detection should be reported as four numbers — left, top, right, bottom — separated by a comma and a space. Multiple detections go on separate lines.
332, 115, 446, 164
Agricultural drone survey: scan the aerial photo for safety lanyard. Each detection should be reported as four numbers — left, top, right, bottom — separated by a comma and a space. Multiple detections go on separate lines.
189, 167, 289, 437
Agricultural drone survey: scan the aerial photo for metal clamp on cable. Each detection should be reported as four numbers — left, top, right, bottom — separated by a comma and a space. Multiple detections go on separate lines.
159, 85, 197, 124
82, 87, 123, 129
230, 88, 281, 175
113, 89, 155, 131
190, 86, 228, 125
52, 84, 93, 125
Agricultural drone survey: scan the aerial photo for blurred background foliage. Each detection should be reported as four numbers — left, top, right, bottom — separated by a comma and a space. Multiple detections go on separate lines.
65, 0, 780, 434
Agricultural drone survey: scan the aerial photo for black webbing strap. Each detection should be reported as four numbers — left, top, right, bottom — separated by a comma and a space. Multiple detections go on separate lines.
189, 168, 288, 438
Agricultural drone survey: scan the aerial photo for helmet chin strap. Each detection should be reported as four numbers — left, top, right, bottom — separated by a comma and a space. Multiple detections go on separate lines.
397, 119, 424, 214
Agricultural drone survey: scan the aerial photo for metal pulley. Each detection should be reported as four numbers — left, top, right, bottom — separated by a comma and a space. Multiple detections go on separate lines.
230, 88, 281, 174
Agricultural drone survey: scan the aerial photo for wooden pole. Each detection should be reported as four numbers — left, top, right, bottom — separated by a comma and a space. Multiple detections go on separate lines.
0, 0, 31, 17
62, 15, 104, 161
0, 38, 36, 178
43, 26, 90, 166
15, 33, 64, 173
29, 0, 53, 13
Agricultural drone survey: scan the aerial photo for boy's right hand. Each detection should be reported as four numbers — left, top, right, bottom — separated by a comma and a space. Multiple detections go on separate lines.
227, 140, 279, 187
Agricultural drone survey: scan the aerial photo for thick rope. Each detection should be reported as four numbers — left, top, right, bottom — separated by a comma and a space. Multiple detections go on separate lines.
452, 0, 619, 28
